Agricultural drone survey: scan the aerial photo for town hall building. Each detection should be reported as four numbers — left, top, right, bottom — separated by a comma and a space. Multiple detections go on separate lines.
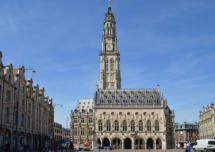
70, 1, 175, 150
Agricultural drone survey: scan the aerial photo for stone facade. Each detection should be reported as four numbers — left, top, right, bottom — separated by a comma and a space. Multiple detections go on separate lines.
94, 87, 175, 150
199, 103, 215, 139
0, 51, 54, 151
175, 122, 198, 148
70, 1, 175, 150
70, 99, 94, 148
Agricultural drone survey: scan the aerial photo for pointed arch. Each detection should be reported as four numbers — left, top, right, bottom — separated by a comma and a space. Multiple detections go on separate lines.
122, 120, 127, 131
110, 58, 114, 71
147, 120, 151, 131
106, 120, 111, 131
139, 120, 143, 131
131, 120, 135, 132
105, 59, 108, 71
114, 120, 119, 131
156, 138, 162, 149
155, 120, 159, 131
98, 120, 103, 131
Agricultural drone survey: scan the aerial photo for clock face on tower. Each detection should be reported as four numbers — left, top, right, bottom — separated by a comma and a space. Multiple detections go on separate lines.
106, 43, 113, 51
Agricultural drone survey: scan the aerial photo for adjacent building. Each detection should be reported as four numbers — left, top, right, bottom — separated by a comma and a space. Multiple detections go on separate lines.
62, 127, 70, 142
199, 103, 215, 139
54, 122, 63, 142
0, 51, 54, 151
175, 122, 199, 148
70, 99, 94, 148
70, 1, 175, 150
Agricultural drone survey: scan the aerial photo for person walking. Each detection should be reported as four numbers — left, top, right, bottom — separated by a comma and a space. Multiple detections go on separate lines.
185, 142, 191, 152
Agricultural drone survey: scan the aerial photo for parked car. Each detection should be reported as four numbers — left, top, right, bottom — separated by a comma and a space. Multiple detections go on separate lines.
193, 139, 215, 152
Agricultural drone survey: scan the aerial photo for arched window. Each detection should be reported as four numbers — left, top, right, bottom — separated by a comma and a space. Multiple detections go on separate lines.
123, 120, 127, 131
139, 120, 143, 131
106, 120, 111, 132
114, 120, 119, 131
147, 120, 151, 131
155, 120, 159, 131
131, 120, 135, 132
98, 120, 103, 131
110, 58, 114, 71
105, 60, 108, 71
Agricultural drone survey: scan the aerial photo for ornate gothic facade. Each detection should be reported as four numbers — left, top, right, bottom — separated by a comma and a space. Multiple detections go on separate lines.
71, 1, 175, 150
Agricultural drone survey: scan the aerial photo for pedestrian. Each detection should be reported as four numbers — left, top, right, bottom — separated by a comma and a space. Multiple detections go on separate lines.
6, 143, 10, 152
185, 142, 191, 152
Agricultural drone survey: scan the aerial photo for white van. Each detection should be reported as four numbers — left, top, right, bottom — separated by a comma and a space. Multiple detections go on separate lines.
193, 139, 215, 152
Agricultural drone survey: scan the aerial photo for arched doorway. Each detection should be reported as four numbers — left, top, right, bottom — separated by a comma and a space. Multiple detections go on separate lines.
124, 138, 132, 149
103, 138, 110, 147
27, 133, 32, 145
135, 138, 144, 149
156, 138, 162, 149
112, 138, 121, 149
97, 138, 101, 148
147, 138, 154, 149
2, 129, 11, 145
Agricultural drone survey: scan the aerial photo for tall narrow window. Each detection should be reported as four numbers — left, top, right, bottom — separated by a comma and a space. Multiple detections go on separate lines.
74, 128, 78, 136
147, 120, 151, 131
4, 107, 10, 123
98, 120, 103, 131
123, 120, 127, 131
114, 120, 119, 131
28, 116, 30, 128
110, 58, 114, 71
105, 60, 108, 71
155, 120, 159, 131
21, 113, 25, 127
131, 120, 135, 132
6, 90, 11, 102
106, 120, 111, 131
81, 128, 85, 135
88, 128, 93, 135
139, 120, 143, 131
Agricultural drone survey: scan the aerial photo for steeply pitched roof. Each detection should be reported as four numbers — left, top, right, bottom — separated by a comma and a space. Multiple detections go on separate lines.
95, 89, 163, 109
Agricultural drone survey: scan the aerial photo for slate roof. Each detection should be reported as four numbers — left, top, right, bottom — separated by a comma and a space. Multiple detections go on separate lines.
74, 98, 94, 113
95, 88, 163, 109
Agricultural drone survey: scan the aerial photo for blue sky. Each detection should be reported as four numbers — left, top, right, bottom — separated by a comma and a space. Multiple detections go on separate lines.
0, 0, 215, 127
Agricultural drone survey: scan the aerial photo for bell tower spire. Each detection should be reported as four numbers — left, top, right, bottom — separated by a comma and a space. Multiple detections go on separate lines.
108, 0, 111, 11
98, 0, 121, 90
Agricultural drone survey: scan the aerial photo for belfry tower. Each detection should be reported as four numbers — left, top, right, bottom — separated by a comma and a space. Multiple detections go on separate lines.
99, 0, 121, 89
